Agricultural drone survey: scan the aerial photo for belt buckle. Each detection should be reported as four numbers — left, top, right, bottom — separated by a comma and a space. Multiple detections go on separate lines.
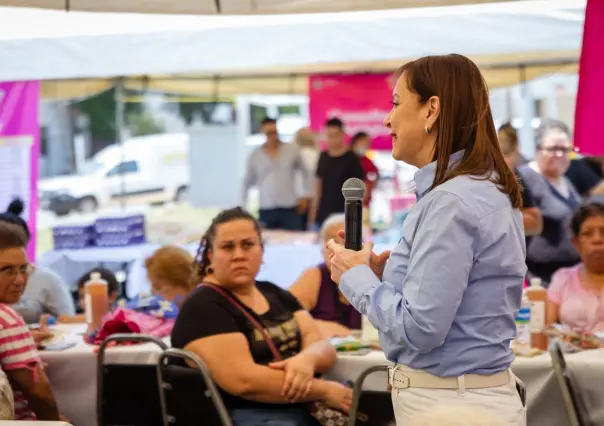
388, 366, 410, 389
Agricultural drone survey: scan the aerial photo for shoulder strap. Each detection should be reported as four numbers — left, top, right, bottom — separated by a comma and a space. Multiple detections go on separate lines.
201, 282, 283, 361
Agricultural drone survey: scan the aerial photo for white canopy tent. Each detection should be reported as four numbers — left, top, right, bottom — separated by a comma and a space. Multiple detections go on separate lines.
0, 0, 529, 15
0, 0, 584, 98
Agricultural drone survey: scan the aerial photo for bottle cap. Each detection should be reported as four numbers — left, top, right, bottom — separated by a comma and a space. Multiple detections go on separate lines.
530, 277, 542, 288
90, 272, 101, 281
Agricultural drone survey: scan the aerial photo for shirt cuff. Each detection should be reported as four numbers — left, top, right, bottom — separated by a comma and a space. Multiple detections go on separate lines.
339, 264, 381, 312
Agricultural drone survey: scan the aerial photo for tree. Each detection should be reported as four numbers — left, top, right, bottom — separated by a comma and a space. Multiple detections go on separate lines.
74, 87, 143, 143
127, 110, 164, 136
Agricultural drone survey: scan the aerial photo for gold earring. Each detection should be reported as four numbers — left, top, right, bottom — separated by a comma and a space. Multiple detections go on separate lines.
424, 127, 432, 134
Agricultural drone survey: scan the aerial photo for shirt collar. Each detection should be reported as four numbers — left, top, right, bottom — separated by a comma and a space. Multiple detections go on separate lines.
414, 150, 465, 199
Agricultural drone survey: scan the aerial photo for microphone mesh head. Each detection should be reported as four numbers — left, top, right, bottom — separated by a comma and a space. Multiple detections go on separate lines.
342, 178, 366, 201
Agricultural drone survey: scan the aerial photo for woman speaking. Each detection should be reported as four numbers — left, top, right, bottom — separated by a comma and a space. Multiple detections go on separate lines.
326, 54, 527, 425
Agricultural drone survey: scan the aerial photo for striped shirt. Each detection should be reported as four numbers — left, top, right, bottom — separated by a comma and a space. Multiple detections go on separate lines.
0, 304, 40, 420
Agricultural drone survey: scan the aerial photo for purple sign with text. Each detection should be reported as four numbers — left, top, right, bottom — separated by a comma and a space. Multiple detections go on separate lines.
0, 81, 40, 261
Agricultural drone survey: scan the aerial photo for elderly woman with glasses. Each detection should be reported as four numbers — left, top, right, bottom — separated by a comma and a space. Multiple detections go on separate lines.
517, 120, 582, 283
0, 222, 61, 421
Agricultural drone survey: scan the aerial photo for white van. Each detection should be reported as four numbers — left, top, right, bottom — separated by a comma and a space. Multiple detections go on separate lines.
39, 133, 189, 215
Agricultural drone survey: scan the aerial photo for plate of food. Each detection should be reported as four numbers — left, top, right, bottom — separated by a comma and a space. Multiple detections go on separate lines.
546, 325, 602, 352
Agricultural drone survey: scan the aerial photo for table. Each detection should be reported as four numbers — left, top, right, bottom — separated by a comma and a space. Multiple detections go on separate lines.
41, 325, 167, 426
329, 350, 604, 426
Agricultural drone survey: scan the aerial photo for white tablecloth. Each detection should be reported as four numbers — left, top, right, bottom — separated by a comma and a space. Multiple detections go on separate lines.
329, 350, 604, 426
41, 324, 604, 426
41, 325, 167, 426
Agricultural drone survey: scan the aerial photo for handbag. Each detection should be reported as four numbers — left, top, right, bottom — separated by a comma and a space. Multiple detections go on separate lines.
202, 283, 363, 426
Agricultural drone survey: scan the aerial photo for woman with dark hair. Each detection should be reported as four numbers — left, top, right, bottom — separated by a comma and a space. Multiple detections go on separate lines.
0, 222, 60, 420
546, 202, 604, 332
325, 55, 527, 425
171, 207, 351, 426
2, 199, 75, 323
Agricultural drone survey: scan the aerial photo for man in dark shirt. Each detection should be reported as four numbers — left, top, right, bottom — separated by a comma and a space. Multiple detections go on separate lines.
309, 118, 365, 229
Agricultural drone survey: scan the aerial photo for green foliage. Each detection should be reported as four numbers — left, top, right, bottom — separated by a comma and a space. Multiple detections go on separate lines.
127, 110, 164, 136
278, 105, 301, 115
74, 87, 142, 142
177, 102, 226, 125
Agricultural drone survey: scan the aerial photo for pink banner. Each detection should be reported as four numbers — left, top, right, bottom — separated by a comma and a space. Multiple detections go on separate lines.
574, 0, 603, 156
309, 73, 394, 151
0, 81, 40, 261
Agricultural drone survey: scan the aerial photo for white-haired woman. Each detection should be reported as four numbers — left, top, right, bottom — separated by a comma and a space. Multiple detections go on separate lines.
289, 214, 388, 338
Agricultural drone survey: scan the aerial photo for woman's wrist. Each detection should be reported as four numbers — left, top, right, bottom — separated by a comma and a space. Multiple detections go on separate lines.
298, 350, 319, 370
310, 378, 329, 400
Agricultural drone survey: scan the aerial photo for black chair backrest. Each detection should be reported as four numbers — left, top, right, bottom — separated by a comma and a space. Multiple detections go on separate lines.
550, 340, 587, 426
97, 334, 168, 426
157, 348, 232, 426
349, 364, 392, 426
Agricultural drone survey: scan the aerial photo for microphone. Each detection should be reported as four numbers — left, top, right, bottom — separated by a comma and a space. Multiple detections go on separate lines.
342, 178, 366, 251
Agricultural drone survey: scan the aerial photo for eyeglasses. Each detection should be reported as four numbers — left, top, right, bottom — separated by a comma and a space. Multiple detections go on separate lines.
0, 264, 35, 280
539, 146, 572, 156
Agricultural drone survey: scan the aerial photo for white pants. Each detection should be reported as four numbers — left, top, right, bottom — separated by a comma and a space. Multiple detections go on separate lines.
390, 378, 527, 426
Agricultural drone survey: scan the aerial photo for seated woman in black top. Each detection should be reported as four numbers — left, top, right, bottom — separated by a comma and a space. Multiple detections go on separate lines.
171, 207, 351, 426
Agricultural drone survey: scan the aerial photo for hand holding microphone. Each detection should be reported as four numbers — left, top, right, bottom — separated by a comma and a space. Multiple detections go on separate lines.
326, 178, 391, 283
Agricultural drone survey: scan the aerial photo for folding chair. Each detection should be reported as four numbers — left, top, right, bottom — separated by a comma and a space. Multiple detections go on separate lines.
97, 334, 168, 426
157, 348, 232, 426
549, 340, 588, 426
348, 365, 392, 426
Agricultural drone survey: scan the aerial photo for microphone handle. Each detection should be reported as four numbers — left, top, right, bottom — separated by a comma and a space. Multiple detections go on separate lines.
344, 199, 363, 251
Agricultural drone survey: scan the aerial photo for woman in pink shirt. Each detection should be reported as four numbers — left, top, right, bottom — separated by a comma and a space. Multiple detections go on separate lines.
547, 202, 604, 333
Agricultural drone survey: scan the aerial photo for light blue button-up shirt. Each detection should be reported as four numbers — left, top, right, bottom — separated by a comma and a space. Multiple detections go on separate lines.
340, 151, 526, 377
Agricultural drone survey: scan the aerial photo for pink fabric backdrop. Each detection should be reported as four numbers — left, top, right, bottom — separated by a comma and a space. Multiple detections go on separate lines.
308, 73, 394, 151
573, 0, 603, 156
0, 81, 40, 261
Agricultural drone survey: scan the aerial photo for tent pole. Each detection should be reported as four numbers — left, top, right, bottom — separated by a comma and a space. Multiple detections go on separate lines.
115, 77, 127, 211
517, 64, 536, 159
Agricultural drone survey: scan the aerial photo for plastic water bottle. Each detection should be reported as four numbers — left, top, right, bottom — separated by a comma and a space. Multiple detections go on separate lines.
526, 277, 548, 350
515, 294, 531, 352
85, 272, 109, 333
